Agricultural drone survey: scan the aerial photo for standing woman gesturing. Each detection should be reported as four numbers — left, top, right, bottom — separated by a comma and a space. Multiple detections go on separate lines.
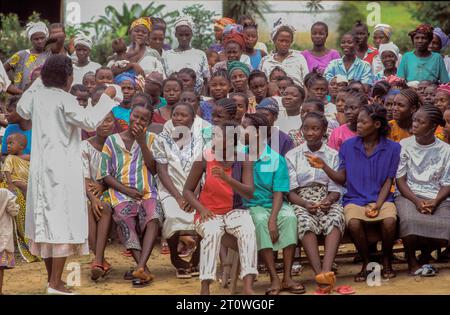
16, 55, 117, 295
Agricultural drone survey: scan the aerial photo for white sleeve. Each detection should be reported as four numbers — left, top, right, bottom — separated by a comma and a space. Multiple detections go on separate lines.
16, 86, 34, 120
64, 94, 115, 131
0, 62, 11, 92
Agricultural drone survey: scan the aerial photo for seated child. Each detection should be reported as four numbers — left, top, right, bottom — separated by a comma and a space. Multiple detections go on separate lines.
2, 133, 29, 196
82, 112, 116, 281
183, 121, 258, 295
98, 100, 160, 287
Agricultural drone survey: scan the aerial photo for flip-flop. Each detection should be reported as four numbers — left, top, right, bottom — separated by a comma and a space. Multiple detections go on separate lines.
281, 282, 306, 294
176, 268, 192, 279
414, 264, 438, 277
354, 270, 368, 282
382, 268, 396, 279
123, 268, 134, 280
90, 264, 106, 281
335, 285, 356, 295
265, 287, 281, 295
314, 285, 332, 295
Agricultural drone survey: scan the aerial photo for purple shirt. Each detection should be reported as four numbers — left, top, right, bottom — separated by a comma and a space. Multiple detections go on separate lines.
301, 49, 340, 73
270, 129, 294, 157
339, 136, 401, 207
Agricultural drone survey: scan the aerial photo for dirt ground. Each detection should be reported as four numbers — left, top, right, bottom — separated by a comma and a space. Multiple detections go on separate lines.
3, 243, 450, 295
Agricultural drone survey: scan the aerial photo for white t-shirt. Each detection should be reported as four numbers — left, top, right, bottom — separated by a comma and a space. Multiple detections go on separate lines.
72, 61, 102, 86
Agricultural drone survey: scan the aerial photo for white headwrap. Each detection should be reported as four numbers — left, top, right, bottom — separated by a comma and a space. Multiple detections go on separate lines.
407, 81, 420, 89
174, 15, 194, 31
26, 21, 49, 40
335, 74, 349, 84
74, 34, 93, 49
378, 42, 400, 59
373, 23, 393, 39
271, 18, 296, 41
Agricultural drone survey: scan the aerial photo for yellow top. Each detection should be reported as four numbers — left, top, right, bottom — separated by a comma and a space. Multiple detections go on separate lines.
2, 155, 29, 183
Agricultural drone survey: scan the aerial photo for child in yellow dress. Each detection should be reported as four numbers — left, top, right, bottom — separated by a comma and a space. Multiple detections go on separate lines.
1, 133, 29, 196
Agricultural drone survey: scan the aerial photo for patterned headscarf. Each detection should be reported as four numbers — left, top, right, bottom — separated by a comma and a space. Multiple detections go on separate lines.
271, 18, 296, 41
433, 27, 450, 50
408, 24, 434, 42
228, 61, 250, 77
130, 17, 152, 33
214, 17, 236, 30
374, 24, 393, 39
74, 34, 92, 49
256, 97, 279, 115
26, 21, 49, 40
115, 72, 137, 87
437, 84, 450, 95
174, 15, 194, 31
224, 31, 245, 49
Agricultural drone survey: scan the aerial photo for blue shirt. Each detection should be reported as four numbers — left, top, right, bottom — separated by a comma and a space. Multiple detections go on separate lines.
243, 145, 290, 209
270, 129, 294, 157
397, 51, 449, 83
249, 49, 263, 71
1, 124, 32, 155
200, 100, 214, 124
339, 136, 401, 207
324, 57, 374, 85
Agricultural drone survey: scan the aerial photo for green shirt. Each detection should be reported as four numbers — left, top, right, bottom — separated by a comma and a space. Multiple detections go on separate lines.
243, 145, 290, 209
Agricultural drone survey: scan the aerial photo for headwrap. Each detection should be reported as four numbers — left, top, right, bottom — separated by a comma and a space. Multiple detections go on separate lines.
256, 97, 279, 115
145, 71, 164, 87
214, 17, 236, 30
408, 24, 434, 42
407, 81, 420, 89
373, 24, 393, 39
335, 75, 348, 84
385, 75, 404, 85
437, 84, 450, 95
174, 15, 194, 31
433, 27, 450, 50
378, 42, 400, 59
74, 34, 92, 49
130, 17, 152, 33
271, 18, 296, 41
227, 61, 250, 77
387, 89, 401, 96
25, 21, 49, 40
223, 31, 245, 49
115, 72, 136, 87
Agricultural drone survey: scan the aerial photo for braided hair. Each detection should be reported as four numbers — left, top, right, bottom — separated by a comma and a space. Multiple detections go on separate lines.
243, 112, 270, 130
418, 105, 445, 129
249, 70, 268, 84
399, 88, 422, 108
346, 90, 369, 107
360, 104, 390, 137
303, 98, 325, 113
304, 69, 328, 89
302, 112, 328, 130
371, 81, 391, 99
216, 97, 237, 118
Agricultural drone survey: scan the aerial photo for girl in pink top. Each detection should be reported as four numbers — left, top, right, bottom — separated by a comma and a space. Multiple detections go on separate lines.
328, 90, 367, 151
301, 22, 340, 73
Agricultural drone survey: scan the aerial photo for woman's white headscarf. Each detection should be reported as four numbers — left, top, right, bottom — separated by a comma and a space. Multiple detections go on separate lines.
174, 16, 194, 31
74, 34, 93, 49
378, 42, 400, 59
271, 18, 296, 41
26, 21, 49, 40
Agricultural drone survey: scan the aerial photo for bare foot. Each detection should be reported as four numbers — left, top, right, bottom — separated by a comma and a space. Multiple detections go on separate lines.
200, 280, 211, 295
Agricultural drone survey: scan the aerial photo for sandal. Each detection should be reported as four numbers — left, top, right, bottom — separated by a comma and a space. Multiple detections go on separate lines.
354, 270, 369, 282
122, 249, 132, 257
102, 261, 113, 277
161, 242, 170, 255
265, 287, 281, 295
414, 264, 438, 277
281, 282, 306, 294
190, 266, 200, 277
123, 268, 134, 280
334, 285, 356, 295
90, 264, 106, 281
315, 272, 336, 294
176, 268, 192, 279
382, 267, 396, 279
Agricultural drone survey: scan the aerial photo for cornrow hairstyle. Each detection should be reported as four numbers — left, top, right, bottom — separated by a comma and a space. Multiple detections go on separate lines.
371, 80, 391, 98
361, 104, 390, 138
269, 66, 287, 78
303, 98, 325, 112
173, 102, 196, 118
248, 70, 268, 84
287, 84, 306, 101
304, 69, 328, 89
211, 69, 230, 82
162, 76, 183, 90
311, 21, 329, 35
303, 111, 328, 130
178, 67, 197, 82
399, 88, 422, 108
229, 92, 249, 108
419, 105, 445, 128
216, 97, 237, 117
131, 92, 154, 113
70, 84, 88, 95
347, 90, 369, 107
244, 112, 270, 130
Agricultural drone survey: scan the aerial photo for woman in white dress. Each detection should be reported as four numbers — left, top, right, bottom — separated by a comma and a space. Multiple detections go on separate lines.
16, 55, 116, 295
163, 16, 210, 93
